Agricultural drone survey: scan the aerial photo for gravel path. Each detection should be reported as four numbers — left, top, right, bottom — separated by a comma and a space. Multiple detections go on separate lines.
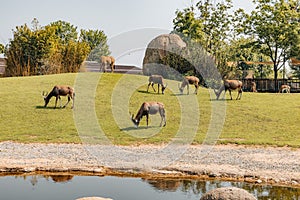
0, 142, 299, 186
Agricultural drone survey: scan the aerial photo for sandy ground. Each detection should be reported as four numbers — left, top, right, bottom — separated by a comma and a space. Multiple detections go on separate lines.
0, 142, 299, 187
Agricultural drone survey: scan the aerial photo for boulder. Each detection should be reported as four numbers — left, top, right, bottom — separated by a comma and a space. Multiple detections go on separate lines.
200, 187, 257, 200
142, 33, 186, 76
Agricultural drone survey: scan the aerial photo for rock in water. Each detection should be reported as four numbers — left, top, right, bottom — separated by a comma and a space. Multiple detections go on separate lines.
200, 187, 257, 200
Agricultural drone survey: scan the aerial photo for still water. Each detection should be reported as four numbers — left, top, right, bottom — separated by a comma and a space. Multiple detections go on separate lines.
0, 175, 299, 200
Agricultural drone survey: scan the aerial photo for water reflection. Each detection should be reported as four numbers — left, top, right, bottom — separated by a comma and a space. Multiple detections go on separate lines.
27, 174, 74, 186
1, 175, 300, 200
142, 178, 300, 200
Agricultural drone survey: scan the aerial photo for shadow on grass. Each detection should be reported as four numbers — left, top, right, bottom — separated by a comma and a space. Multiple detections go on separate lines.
210, 98, 241, 101
35, 105, 66, 109
210, 98, 226, 101
170, 93, 195, 96
137, 90, 164, 95
120, 125, 156, 131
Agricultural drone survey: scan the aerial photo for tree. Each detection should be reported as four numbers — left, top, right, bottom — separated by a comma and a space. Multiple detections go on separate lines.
173, 0, 234, 78
239, 0, 300, 90
228, 37, 273, 78
5, 19, 109, 76
0, 43, 4, 54
173, 7, 205, 43
49, 20, 78, 44
5, 23, 55, 76
80, 29, 110, 61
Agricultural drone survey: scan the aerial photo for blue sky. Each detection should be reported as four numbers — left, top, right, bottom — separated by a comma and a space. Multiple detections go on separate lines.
0, 0, 255, 66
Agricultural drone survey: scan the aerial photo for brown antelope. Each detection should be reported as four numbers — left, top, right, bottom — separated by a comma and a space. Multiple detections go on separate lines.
250, 81, 257, 92
214, 80, 243, 100
278, 84, 290, 93
178, 76, 199, 95
100, 55, 115, 73
147, 75, 168, 94
42, 85, 75, 108
131, 102, 166, 128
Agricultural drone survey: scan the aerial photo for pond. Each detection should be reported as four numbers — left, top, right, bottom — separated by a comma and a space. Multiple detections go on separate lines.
0, 175, 299, 200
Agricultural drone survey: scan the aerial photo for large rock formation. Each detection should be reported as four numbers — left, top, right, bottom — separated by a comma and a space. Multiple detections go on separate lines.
200, 187, 257, 200
142, 33, 187, 77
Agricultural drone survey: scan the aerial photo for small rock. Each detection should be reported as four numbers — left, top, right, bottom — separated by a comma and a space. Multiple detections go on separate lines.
208, 172, 220, 178
291, 180, 298, 185
200, 187, 257, 200
256, 179, 262, 184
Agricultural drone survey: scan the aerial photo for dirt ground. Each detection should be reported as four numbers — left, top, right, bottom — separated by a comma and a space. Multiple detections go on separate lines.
0, 142, 299, 187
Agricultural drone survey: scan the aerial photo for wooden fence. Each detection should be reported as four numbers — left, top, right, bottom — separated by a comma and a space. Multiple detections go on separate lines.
83, 61, 142, 74
242, 79, 300, 92
0, 58, 6, 76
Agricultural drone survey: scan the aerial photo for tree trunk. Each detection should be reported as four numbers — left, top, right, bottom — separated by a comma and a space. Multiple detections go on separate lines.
274, 63, 278, 92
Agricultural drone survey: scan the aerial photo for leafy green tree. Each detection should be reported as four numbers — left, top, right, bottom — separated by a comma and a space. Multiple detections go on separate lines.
80, 29, 110, 61
45, 21, 91, 73
228, 37, 273, 78
238, 0, 300, 89
290, 57, 300, 78
173, 0, 234, 78
0, 43, 4, 54
5, 23, 55, 76
173, 7, 205, 43
49, 20, 78, 44
5, 18, 109, 76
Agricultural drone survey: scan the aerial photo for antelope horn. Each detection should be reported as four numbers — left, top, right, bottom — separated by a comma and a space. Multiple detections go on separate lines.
42, 91, 48, 97
178, 83, 181, 89
129, 112, 134, 119
164, 83, 168, 88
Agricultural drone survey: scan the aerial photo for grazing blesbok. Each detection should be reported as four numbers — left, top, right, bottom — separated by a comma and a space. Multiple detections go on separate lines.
100, 55, 115, 73
278, 84, 290, 93
214, 80, 243, 100
178, 76, 199, 95
42, 85, 75, 109
147, 75, 168, 94
250, 81, 257, 92
131, 102, 166, 128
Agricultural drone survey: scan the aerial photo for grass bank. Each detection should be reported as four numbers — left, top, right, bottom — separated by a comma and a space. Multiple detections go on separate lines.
0, 73, 299, 147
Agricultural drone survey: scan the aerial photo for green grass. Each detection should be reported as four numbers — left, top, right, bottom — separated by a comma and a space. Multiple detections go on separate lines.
0, 72, 300, 147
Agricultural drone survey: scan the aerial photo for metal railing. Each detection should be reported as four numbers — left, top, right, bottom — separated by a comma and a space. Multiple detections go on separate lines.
242, 79, 300, 92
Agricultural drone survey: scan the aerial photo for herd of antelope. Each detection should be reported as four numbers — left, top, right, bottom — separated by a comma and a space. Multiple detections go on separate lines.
41, 56, 291, 128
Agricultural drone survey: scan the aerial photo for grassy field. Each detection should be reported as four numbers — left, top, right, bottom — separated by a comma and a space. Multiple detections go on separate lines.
0, 72, 300, 147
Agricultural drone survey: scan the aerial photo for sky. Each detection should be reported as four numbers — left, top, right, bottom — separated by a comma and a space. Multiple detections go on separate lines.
0, 0, 255, 66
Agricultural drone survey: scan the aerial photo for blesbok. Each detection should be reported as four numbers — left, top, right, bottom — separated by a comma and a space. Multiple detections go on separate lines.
42, 85, 75, 108
250, 81, 257, 92
178, 76, 199, 95
130, 101, 166, 128
100, 55, 115, 73
147, 75, 168, 94
278, 84, 290, 93
214, 80, 243, 100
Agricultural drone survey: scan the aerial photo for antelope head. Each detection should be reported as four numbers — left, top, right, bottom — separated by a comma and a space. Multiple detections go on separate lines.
42, 91, 50, 107
130, 113, 139, 128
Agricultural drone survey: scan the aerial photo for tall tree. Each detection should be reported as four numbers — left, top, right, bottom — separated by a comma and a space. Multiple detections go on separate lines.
173, 0, 234, 77
5, 19, 109, 76
173, 7, 205, 43
80, 29, 110, 61
240, 0, 300, 89
49, 20, 78, 44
